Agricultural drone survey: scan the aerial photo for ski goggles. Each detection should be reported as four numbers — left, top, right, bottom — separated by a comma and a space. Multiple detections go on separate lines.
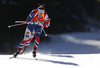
38, 12, 44, 15
38, 9, 44, 15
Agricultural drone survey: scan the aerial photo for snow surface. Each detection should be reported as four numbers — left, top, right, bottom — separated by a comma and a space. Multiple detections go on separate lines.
0, 32, 100, 68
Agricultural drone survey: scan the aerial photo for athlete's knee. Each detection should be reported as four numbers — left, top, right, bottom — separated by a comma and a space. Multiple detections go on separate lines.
21, 40, 27, 44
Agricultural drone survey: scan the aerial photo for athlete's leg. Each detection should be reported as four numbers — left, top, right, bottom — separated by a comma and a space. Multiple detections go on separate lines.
14, 25, 35, 58
18, 27, 34, 53
33, 26, 42, 57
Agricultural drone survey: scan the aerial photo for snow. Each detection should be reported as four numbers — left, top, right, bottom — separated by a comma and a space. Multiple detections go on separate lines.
0, 32, 100, 68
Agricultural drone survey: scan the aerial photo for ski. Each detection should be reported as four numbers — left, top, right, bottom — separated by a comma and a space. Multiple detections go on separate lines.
9, 56, 38, 60
9, 56, 16, 59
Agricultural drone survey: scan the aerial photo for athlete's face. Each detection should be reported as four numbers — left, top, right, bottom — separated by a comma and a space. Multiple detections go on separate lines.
38, 9, 44, 18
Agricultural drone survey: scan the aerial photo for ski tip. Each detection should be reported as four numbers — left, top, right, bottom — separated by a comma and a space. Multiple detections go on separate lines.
9, 57, 14, 59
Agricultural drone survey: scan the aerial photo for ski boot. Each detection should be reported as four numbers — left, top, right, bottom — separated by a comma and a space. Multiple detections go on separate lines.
20, 47, 27, 54
32, 46, 37, 58
13, 51, 20, 58
33, 51, 36, 58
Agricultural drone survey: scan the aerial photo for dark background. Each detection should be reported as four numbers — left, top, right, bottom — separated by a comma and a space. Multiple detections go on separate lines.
0, 0, 100, 54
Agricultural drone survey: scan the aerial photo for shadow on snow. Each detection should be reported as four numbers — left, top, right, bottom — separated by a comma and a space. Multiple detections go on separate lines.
16, 57, 79, 66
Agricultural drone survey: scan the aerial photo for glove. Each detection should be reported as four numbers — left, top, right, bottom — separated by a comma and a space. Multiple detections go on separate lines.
45, 18, 50, 24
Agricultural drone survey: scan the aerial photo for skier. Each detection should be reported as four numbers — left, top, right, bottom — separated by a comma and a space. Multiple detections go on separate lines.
13, 5, 50, 58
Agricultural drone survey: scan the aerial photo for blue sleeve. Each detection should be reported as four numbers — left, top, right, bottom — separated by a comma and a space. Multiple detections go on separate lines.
27, 11, 34, 22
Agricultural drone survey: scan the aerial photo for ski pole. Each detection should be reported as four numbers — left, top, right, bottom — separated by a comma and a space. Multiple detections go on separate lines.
10, 21, 48, 36
42, 28, 47, 36
8, 23, 26, 28
15, 21, 26, 23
